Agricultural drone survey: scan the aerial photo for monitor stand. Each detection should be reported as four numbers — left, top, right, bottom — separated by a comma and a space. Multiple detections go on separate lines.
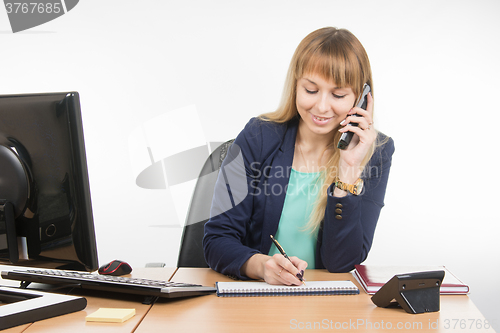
0, 200, 19, 263
0, 286, 87, 330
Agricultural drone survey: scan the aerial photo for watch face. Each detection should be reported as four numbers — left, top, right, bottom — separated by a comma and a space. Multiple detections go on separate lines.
354, 179, 364, 195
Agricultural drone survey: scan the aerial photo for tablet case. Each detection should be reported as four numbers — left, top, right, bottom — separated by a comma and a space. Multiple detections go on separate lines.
371, 270, 445, 314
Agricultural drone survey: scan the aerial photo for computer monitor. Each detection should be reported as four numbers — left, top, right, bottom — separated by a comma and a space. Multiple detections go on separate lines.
0, 92, 98, 271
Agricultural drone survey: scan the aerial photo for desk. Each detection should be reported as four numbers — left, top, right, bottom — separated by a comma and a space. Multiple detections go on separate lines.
1, 267, 495, 332
0, 267, 177, 333
137, 268, 495, 333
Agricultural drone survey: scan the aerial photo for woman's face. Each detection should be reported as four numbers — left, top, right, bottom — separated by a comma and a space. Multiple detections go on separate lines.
296, 73, 356, 138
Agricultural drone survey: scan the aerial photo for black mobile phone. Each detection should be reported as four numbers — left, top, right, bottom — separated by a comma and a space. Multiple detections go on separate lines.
337, 84, 371, 150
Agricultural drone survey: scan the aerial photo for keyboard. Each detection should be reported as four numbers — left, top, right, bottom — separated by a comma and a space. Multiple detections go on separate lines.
1, 268, 216, 299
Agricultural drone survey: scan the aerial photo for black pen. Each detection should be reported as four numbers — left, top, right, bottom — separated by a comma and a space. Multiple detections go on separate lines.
270, 235, 306, 285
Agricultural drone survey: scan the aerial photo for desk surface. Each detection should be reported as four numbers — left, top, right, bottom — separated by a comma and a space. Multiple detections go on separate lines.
1, 267, 495, 332
138, 268, 495, 333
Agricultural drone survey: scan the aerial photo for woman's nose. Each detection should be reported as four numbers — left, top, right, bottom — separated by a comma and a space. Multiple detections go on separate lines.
316, 93, 331, 113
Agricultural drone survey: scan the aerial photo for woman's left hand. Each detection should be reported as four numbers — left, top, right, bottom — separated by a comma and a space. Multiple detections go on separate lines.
335, 92, 377, 191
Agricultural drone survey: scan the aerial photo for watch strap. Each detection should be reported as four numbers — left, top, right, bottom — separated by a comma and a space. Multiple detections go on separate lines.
334, 177, 362, 195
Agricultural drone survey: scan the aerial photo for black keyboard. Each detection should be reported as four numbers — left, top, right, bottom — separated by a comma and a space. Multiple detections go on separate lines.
1, 269, 216, 299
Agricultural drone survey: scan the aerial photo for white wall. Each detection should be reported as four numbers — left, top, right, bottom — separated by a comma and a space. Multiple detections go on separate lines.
1, 0, 499, 329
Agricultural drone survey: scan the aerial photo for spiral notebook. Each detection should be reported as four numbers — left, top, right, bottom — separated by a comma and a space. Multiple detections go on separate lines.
216, 280, 359, 297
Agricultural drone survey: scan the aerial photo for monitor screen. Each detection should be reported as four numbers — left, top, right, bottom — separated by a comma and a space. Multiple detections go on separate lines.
0, 92, 98, 271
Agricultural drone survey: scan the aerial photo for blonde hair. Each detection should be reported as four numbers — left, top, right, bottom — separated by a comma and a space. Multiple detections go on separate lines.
260, 27, 378, 233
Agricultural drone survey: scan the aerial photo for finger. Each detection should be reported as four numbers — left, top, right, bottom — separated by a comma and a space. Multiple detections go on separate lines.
341, 115, 370, 130
339, 125, 376, 145
274, 267, 298, 286
272, 254, 303, 285
263, 257, 293, 285
348, 109, 371, 123
289, 256, 308, 271
265, 255, 298, 285
348, 106, 373, 125
366, 91, 374, 113
289, 256, 308, 281
275, 267, 291, 285
274, 254, 300, 275
276, 267, 304, 286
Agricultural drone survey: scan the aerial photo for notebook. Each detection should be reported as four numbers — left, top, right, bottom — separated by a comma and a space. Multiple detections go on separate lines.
353, 265, 469, 295
216, 280, 359, 297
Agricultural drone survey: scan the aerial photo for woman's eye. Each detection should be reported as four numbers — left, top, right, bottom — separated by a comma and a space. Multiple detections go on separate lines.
305, 88, 317, 94
333, 94, 346, 99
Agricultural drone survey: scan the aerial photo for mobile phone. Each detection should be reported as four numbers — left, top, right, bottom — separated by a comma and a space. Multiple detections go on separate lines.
337, 83, 371, 150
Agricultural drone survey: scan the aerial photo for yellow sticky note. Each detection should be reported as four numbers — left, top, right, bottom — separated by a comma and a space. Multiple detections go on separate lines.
86, 308, 136, 323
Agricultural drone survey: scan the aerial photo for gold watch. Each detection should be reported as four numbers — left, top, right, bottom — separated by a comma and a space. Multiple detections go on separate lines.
334, 177, 364, 195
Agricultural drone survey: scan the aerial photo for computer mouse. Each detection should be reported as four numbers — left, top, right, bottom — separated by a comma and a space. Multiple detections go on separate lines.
98, 260, 133, 276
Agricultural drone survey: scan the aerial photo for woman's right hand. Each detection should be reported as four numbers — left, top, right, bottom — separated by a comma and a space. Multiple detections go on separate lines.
241, 253, 307, 285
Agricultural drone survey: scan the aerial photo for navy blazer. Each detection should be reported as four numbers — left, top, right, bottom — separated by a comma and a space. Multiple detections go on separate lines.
203, 117, 395, 279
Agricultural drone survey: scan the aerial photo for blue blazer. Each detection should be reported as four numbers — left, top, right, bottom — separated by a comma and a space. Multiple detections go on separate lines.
203, 117, 395, 279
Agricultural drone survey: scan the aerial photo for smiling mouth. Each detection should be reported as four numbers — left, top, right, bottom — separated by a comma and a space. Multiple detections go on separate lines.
313, 115, 331, 121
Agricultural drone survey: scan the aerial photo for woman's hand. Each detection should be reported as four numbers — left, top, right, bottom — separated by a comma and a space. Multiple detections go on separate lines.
241, 253, 307, 285
337, 92, 377, 183
263, 254, 308, 285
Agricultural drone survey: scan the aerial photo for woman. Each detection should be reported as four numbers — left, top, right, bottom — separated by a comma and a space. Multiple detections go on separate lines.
203, 27, 395, 286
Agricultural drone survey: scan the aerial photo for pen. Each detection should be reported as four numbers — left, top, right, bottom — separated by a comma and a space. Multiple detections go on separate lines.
270, 235, 306, 285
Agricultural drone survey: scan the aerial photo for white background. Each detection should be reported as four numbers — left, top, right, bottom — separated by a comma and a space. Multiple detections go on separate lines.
1, 0, 499, 329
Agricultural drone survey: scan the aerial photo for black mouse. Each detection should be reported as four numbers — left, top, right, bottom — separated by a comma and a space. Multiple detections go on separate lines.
98, 260, 133, 276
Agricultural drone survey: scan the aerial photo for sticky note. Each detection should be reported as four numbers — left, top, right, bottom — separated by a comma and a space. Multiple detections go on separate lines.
85, 308, 136, 323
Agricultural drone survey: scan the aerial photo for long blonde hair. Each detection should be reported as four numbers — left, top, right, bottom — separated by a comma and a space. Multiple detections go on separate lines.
260, 27, 377, 232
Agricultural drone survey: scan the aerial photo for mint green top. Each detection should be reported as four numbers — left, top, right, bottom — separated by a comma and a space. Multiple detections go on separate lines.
268, 168, 320, 269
